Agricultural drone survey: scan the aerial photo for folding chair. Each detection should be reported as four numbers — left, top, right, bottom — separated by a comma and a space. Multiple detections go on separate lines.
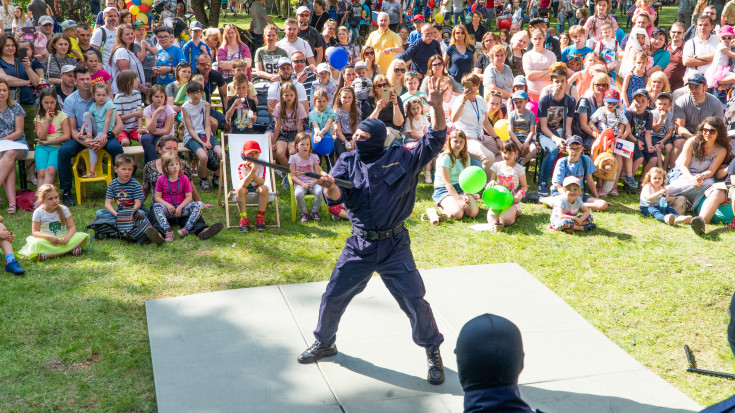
218, 133, 281, 229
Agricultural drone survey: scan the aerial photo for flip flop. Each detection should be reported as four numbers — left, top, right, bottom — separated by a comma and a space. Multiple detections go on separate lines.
6, 205, 17, 214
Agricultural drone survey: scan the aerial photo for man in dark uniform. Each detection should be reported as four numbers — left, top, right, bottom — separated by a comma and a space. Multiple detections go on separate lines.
297, 78, 448, 385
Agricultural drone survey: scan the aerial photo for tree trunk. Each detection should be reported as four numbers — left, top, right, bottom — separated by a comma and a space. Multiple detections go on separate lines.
191, 0, 222, 27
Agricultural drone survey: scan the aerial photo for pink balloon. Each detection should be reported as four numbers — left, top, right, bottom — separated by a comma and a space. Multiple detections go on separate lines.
526, 101, 539, 122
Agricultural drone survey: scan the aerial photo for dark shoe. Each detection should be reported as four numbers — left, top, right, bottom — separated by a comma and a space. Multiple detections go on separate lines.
200, 180, 211, 193
239, 217, 250, 232
212, 175, 220, 189
537, 181, 549, 196
582, 223, 596, 232
5, 259, 24, 275
62, 191, 76, 206
256, 216, 266, 231
145, 227, 165, 245
297, 341, 338, 364
198, 222, 223, 240
426, 346, 445, 385
310, 211, 321, 221
691, 217, 705, 235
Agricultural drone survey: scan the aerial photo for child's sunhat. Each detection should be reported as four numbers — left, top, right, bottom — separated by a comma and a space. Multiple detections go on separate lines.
512, 90, 528, 100
60, 20, 77, 31
603, 89, 620, 103
720, 25, 735, 37
241, 141, 262, 160
355, 61, 368, 70
562, 176, 581, 188
512, 75, 527, 86
316, 63, 331, 73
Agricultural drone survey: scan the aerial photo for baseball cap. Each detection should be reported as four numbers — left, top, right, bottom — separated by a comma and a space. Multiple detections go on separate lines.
276, 57, 292, 67
60, 20, 77, 31
686, 72, 707, 86
189, 21, 203, 31
632, 88, 650, 100
296, 5, 310, 14
720, 25, 735, 37
512, 90, 528, 100
38, 16, 54, 26
529, 17, 549, 26
60, 65, 76, 74
133, 20, 147, 28
656, 91, 672, 101
413, 15, 424, 22
241, 140, 262, 159
566, 135, 583, 147
562, 176, 581, 188
355, 61, 368, 70
603, 89, 620, 103
316, 63, 331, 73
512, 75, 527, 86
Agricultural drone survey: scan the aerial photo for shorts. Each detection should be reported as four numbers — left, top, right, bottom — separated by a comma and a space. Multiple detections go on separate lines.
117, 129, 139, 142
35, 144, 60, 171
184, 133, 220, 153
432, 182, 464, 205
633, 139, 657, 161
276, 129, 299, 143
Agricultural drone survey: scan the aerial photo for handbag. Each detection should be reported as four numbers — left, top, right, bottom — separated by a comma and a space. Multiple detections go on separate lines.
11, 59, 19, 102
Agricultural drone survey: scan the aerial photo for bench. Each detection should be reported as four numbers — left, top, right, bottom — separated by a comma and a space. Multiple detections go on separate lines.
17, 143, 191, 190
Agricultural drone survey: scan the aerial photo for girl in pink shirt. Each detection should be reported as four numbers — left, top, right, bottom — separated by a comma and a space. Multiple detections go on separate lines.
152, 152, 204, 241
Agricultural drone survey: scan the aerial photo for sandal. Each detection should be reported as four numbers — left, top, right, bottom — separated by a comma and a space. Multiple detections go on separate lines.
610, 190, 619, 197
6, 205, 17, 214
82, 172, 96, 178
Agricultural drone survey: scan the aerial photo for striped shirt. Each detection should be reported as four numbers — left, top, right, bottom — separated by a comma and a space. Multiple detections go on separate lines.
114, 90, 143, 132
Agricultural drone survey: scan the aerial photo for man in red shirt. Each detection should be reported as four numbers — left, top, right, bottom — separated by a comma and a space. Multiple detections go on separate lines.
665, 22, 686, 91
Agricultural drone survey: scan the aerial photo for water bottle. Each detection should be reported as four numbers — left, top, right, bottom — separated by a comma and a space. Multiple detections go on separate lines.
659, 196, 668, 210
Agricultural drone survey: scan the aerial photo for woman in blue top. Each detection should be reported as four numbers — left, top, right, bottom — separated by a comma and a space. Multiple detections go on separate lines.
443, 25, 476, 84
647, 28, 670, 76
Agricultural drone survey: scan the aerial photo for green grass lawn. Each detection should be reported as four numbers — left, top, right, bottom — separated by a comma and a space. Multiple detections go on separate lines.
2, 5, 733, 412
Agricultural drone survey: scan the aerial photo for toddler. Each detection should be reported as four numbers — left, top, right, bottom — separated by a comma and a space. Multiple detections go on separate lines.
487, 140, 527, 231
236, 141, 269, 232
639, 167, 692, 225
82, 83, 122, 178
550, 176, 595, 233
289, 133, 324, 222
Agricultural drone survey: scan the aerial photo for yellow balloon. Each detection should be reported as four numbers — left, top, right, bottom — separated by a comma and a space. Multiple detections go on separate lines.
129, 5, 139, 14
434, 13, 444, 23
142, 0, 153, 5
136, 13, 148, 24
494, 119, 509, 141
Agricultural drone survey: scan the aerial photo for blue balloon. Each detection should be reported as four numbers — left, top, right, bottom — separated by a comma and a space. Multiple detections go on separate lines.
326, 47, 349, 70
312, 133, 334, 156
132, 0, 141, 5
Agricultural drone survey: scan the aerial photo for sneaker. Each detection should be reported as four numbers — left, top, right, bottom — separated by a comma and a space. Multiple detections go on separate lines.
623, 177, 639, 189
198, 222, 223, 240
145, 227, 165, 245
62, 191, 76, 206
310, 211, 321, 221
490, 223, 504, 232
5, 259, 24, 275
301, 212, 309, 223
164, 230, 174, 241
424, 171, 432, 184
200, 180, 211, 193
256, 216, 266, 231
297, 341, 338, 364
664, 214, 675, 226
71, 247, 82, 256
177, 228, 189, 238
37, 253, 48, 262
282, 175, 290, 191
582, 223, 597, 232
426, 346, 445, 385
212, 175, 219, 189
538, 181, 549, 196
691, 217, 705, 235
239, 217, 250, 232
675, 215, 694, 225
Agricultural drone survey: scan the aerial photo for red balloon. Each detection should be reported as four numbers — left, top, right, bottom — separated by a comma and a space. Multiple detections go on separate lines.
126, 0, 133, 7
428, 0, 434, 7
139, 3, 148, 12
498, 18, 511, 30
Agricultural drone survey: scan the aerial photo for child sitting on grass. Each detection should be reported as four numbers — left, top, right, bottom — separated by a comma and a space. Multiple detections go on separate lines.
289, 133, 324, 222
550, 176, 596, 233
151, 152, 204, 241
487, 140, 528, 231
236, 141, 270, 232
0, 215, 24, 274
432, 130, 479, 221
639, 167, 692, 225
20, 184, 90, 262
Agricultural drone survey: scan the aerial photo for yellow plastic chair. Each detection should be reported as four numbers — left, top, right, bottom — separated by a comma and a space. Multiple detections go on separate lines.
288, 173, 328, 222
72, 149, 113, 205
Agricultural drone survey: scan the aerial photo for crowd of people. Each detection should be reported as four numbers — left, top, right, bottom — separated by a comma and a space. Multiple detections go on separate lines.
0, 0, 732, 271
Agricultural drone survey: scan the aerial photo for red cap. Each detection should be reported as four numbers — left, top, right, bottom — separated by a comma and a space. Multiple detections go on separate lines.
413, 15, 424, 22
241, 140, 262, 160
603, 89, 620, 103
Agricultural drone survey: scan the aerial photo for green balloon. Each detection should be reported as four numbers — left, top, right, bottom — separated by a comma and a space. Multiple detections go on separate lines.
483, 185, 514, 212
458, 166, 487, 194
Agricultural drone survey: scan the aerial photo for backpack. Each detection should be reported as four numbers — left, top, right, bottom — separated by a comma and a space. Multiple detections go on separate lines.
16, 189, 35, 212
572, 97, 593, 143
85, 210, 152, 244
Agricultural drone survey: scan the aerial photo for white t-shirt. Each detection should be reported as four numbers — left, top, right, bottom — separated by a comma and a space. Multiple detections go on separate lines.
522, 49, 557, 97
451, 97, 487, 140
276, 37, 314, 60
490, 161, 525, 193
109, 47, 145, 94
683, 35, 720, 78
267, 80, 308, 103
90, 25, 118, 72
32, 205, 72, 236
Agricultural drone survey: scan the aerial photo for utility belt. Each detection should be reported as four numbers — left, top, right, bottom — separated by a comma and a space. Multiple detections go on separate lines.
352, 222, 406, 241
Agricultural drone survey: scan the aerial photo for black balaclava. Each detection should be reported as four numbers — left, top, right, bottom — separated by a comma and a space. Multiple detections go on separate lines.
355, 118, 387, 164
456, 314, 533, 413
729, 292, 735, 357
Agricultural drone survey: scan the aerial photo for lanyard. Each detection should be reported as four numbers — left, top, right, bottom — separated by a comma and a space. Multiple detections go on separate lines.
167, 175, 180, 208
469, 99, 480, 123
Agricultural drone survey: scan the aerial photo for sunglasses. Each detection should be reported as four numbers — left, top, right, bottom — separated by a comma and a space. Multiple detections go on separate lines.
407, 71, 418, 76
594, 83, 609, 88
670, 31, 683, 34
431, 62, 443, 67
489, 90, 502, 96
375, 82, 389, 88
394, 68, 405, 73
702, 127, 717, 135
292, 59, 306, 64
568, 145, 583, 151
198, 62, 211, 67
363, 50, 374, 55
723, 36, 733, 40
